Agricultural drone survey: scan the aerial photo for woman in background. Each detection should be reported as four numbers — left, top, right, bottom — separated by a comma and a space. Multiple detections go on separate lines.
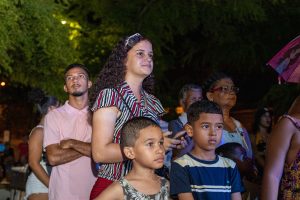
203, 72, 253, 157
203, 72, 259, 199
251, 107, 273, 174
25, 90, 59, 200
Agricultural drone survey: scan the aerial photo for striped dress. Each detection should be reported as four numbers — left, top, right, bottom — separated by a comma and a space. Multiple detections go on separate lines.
91, 81, 165, 181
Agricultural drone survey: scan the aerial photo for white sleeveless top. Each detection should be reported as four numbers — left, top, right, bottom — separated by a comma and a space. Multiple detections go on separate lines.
25, 125, 49, 199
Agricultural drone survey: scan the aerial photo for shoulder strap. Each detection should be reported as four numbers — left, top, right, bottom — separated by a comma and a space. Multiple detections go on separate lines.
232, 118, 242, 128
113, 88, 134, 117
160, 177, 167, 187
282, 115, 300, 130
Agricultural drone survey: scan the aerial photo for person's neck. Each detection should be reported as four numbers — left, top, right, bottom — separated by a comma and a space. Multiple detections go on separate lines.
222, 107, 231, 121
126, 78, 143, 102
190, 148, 216, 161
68, 94, 88, 110
127, 164, 157, 180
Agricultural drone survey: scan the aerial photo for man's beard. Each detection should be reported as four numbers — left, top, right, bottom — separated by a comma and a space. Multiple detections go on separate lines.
71, 91, 84, 97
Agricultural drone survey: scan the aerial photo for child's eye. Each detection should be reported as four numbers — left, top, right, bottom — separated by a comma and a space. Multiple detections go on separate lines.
159, 140, 164, 146
216, 124, 224, 129
146, 142, 154, 147
201, 124, 209, 129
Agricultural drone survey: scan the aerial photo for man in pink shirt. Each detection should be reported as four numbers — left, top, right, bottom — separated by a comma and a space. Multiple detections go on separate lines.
44, 63, 96, 200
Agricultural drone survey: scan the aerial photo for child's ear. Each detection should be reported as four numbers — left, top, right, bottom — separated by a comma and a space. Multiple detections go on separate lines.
184, 123, 193, 137
123, 147, 135, 159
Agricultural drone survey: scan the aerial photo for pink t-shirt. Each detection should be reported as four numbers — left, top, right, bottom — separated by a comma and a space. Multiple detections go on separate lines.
44, 101, 96, 200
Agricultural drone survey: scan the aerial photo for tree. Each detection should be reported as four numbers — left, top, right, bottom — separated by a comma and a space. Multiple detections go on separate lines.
2, 0, 300, 111
63, 0, 299, 109
0, 0, 78, 98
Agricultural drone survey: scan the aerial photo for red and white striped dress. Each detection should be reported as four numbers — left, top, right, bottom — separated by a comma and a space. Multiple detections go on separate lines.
91, 81, 165, 181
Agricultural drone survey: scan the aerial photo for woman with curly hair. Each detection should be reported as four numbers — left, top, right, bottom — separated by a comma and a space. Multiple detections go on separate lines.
89, 33, 182, 199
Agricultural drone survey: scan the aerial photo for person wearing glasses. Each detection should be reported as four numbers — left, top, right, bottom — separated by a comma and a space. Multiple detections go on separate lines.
203, 72, 258, 199
203, 72, 252, 157
89, 33, 184, 199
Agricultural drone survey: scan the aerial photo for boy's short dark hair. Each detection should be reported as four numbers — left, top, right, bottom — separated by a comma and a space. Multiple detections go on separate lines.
187, 100, 223, 125
64, 63, 90, 79
120, 117, 160, 150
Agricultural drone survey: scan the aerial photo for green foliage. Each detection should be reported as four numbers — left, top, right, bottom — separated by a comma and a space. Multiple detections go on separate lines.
64, 0, 277, 80
0, 0, 19, 73
2, 0, 300, 112
57, 0, 300, 111
0, 0, 78, 99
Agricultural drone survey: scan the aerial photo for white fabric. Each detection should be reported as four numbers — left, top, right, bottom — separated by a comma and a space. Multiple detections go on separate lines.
24, 125, 48, 199
24, 161, 48, 199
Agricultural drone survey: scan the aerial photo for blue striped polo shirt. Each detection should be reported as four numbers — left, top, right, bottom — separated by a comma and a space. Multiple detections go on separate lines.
170, 153, 244, 200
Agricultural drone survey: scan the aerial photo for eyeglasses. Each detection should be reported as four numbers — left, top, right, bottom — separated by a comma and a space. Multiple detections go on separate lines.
125, 33, 143, 48
210, 86, 239, 94
65, 74, 87, 82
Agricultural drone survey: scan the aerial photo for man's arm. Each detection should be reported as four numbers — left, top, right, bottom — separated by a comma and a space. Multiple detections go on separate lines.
46, 143, 82, 166
60, 139, 91, 157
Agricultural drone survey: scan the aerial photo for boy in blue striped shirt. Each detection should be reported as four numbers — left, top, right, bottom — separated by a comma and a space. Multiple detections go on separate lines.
170, 100, 244, 200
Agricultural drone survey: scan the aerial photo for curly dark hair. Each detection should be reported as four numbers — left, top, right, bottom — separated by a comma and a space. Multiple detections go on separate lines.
89, 33, 155, 109
202, 71, 232, 96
